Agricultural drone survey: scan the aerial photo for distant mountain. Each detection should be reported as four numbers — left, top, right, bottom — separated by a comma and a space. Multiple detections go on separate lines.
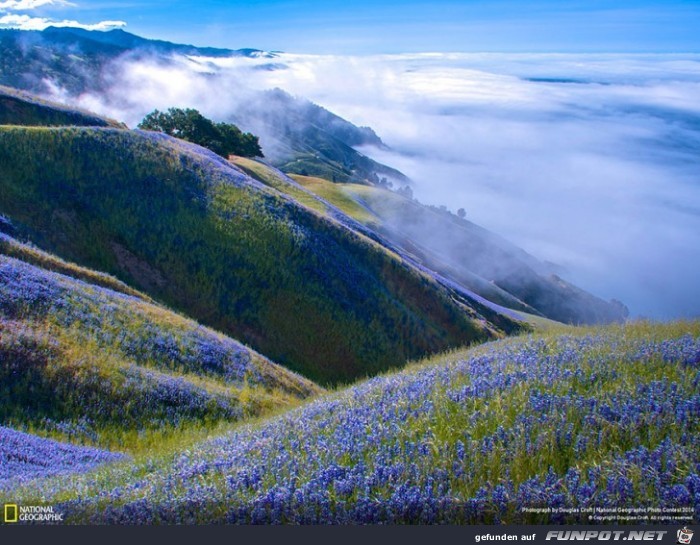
0, 92, 519, 384
38, 27, 261, 58
232, 88, 408, 184
0, 28, 264, 93
0, 27, 272, 97
0, 27, 402, 184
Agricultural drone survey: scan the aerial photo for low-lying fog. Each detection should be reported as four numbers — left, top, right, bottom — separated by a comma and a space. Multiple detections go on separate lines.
56, 51, 700, 319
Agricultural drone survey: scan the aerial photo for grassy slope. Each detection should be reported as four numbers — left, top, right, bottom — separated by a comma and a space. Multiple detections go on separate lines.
0, 126, 503, 385
0, 244, 320, 457
1, 426, 127, 491
289, 175, 627, 325
246, 170, 533, 314
289, 174, 380, 225
232, 159, 532, 335
252, 170, 535, 315
230, 156, 329, 216
7, 320, 698, 523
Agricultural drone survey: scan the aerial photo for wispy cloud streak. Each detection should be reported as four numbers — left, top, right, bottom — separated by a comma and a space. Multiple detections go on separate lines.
0, 0, 74, 10
0, 13, 125, 30
0, 0, 125, 31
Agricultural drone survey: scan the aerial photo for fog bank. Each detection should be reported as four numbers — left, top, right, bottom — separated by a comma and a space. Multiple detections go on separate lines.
53, 52, 700, 319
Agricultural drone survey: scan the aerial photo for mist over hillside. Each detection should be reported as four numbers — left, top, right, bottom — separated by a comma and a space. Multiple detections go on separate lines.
0, 28, 630, 326
248, 52, 700, 319
0, 28, 401, 185
6, 30, 695, 318
0, 11, 699, 525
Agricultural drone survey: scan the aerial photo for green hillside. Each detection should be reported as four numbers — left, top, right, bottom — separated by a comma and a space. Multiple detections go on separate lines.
229, 158, 627, 325
0, 126, 509, 385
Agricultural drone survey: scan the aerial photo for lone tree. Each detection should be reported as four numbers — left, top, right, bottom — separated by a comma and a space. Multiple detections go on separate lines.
138, 108, 263, 159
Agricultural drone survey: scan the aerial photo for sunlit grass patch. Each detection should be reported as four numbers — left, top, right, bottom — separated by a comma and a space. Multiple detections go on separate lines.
291, 175, 380, 225
230, 156, 329, 215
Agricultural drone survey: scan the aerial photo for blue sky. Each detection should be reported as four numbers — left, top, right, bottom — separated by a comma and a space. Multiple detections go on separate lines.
0, 0, 698, 53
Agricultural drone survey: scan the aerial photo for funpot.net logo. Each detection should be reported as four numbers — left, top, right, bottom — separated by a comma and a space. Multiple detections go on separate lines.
545, 530, 668, 541
678, 528, 694, 544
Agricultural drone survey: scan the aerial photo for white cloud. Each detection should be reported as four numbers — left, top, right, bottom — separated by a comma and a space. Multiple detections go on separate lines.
0, 0, 74, 10
0, 0, 123, 32
0, 13, 125, 30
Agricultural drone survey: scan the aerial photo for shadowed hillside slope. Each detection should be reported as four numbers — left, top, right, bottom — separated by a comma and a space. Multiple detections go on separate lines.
0, 126, 512, 384
232, 89, 409, 184
0, 239, 320, 454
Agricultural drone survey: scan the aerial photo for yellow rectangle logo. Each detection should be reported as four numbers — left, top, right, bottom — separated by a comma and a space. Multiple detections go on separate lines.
4, 504, 18, 523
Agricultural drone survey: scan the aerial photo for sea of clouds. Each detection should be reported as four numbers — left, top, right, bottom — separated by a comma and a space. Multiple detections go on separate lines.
56, 51, 700, 319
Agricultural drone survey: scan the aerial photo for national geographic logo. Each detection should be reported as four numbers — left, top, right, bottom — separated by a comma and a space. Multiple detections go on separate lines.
4, 504, 18, 523
546, 530, 668, 541
3, 503, 64, 523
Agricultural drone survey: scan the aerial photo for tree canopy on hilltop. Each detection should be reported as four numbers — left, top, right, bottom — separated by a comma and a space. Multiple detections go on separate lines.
138, 108, 263, 158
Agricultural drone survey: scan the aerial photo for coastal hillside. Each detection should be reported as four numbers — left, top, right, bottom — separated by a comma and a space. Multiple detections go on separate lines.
0, 27, 404, 184
0, 122, 512, 384
232, 158, 628, 325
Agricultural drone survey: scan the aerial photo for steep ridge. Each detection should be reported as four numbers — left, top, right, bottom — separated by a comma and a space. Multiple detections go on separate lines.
231, 89, 409, 184
334, 181, 629, 325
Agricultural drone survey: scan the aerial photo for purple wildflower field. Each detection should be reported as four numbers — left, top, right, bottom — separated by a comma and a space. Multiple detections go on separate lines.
5, 324, 692, 524
0, 426, 126, 491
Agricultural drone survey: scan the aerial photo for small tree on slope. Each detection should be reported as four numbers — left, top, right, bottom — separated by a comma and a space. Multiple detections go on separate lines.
138, 108, 263, 159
